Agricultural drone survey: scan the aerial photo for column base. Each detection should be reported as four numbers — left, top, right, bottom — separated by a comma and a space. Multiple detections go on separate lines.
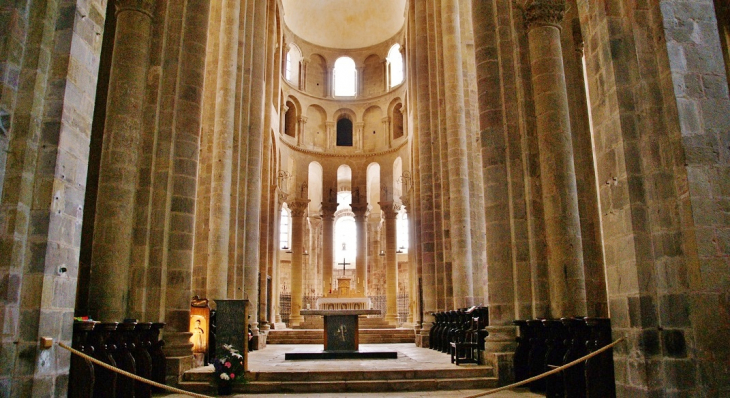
482, 325, 518, 386
289, 315, 303, 327
384, 314, 398, 326
258, 323, 270, 349
162, 331, 194, 357
164, 354, 194, 387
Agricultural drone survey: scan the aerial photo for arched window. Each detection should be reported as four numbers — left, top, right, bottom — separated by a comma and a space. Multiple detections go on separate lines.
392, 103, 404, 139
285, 45, 301, 85
336, 117, 353, 146
388, 44, 403, 88
280, 207, 291, 249
396, 209, 408, 252
334, 57, 357, 97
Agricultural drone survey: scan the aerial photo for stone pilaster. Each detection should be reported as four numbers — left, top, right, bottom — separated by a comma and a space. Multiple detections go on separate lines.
321, 202, 338, 294
89, 0, 156, 321
354, 121, 364, 151
380, 201, 399, 325
325, 121, 335, 149
288, 199, 309, 326
297, 116, 307, 146
352, 203, 369, 295
382, 116, 391, 148
207, 0, 241, 303
525, 0, 587, 317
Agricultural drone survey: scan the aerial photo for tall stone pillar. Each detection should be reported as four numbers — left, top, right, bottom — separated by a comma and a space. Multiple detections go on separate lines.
89, 0, 155, 321
380, 201, 399, 325
414, 0, 436, 346
441, 0, 474, 309
207, 0, 241, 303
273, 190, 288, 324
525, 0, 587, 317
288, 199, 309, 326
321, 202, 338, 294
352, 204, 369, 295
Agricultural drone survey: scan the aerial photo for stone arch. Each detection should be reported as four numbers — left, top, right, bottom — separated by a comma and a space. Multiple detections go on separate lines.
363, 54, 383, 96
283, 96, 302, 138
362, 105, 384, 151
285, 43, 302, 86
308, 161, 323, 214
366, 162, 381, 212
388, 98, 404, 139
307, 53, 327, 97
305, 104, 327, 148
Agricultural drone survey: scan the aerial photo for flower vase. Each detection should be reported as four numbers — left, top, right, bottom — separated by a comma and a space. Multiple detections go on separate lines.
217, 380, 233, 396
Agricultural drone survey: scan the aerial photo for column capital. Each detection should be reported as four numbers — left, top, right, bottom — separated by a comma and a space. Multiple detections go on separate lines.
289, 199, 310, 217
351, 203, 370, 220
524, 0, 566, 30
277, 189, 289, 205
116, 0, 155, 16
379, 201, 400, 219
321, 202, 339, 218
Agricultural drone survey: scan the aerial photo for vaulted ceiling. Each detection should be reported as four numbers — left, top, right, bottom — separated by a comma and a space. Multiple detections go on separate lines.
280, 0, 407, 49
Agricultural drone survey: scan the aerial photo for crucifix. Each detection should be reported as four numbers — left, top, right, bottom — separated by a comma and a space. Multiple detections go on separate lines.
338, 258, 350, 275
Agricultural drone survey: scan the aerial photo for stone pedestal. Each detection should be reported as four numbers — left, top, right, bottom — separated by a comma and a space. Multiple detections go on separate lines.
483, 325, 518, 386
214, 299, 249, 370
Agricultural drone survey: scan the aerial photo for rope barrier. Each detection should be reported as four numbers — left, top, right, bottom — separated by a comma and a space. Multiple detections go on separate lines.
57, 341, 213, 398
463, 337, 625, 398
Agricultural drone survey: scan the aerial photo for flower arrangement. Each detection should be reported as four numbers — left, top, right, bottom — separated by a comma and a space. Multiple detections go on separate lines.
212, 344, 245, 385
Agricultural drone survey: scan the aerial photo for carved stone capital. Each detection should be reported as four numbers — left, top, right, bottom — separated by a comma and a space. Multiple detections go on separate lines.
351, 203, 370, 220
289, 199, 310, 217
116, 0, 155, 17
524, 0, 565, 30
321, 203, 339, 219
379, 201, 400, 219
277, 188, 289, 205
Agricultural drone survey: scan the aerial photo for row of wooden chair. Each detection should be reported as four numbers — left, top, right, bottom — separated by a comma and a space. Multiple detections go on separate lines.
428, 307, 489, 365
513, 317, 615, 398
69, 320, 167, 398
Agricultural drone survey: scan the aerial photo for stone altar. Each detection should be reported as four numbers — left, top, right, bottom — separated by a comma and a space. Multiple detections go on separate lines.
284, 309, 397, 360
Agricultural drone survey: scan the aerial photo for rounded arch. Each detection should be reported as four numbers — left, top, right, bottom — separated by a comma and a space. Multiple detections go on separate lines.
283, 96, 302, 138
334, 56, 357, 97
366, 162, 381, 210
387, 43, 404, 88
308, 161, 323, 214
334, 109, 356, 147
337, 164, 352, 193
285, 43, 302, 85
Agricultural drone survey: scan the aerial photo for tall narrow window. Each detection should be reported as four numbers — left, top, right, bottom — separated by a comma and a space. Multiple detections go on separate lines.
280, 207, 291, 249
285, 45, 301, 86
388, 44, 403, 88
334, 57, 357, 97
336, 117, 353, 146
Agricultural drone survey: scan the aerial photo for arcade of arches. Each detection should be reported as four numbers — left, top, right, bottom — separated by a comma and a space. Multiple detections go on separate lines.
0, 0, 729, 396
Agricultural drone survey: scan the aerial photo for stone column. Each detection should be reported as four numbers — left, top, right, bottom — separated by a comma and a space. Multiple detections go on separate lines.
383, 59, 390, 92
402, 197, 415, 325
352, 204, 369, 295
414, 0, 436, 346
357, 66, 365, 98
280, 104, 288, 136
207, 0, 241, 303
300, 58, 309, 91
288, 199, 309, 326
321, 202, 338, 295
525, 0, 587, 317
326, 66, 334, 97
354, 121, 364, 151
89, 0, 155, 321
382, 116, 392, 148
441, 0, 474, 308
325, 121, 335, 149
380, 201, 399, 325
297, 116, 307, 146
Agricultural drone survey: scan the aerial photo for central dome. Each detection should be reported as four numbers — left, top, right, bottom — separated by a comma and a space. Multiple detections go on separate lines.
281, 0, 407, 49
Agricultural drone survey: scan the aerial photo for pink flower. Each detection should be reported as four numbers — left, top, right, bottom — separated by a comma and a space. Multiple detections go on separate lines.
230, 374, 235, 379
225, 362, 231, 368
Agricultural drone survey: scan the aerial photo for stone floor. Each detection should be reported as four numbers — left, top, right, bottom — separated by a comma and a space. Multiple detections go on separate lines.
159, 343, 544, 397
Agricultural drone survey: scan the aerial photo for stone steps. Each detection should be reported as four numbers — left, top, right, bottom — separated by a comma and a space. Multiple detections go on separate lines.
296, 316, 394, 329
266, 328, 415, 344
181, 366, 497, 394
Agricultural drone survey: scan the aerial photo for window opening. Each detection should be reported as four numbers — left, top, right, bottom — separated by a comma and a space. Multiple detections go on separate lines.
334, 57, 357, 97
388, 44, 403, 88
337, 117, 353, 146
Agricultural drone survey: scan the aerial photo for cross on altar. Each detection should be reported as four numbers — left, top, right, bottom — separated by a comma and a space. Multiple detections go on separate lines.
338, 258, 350, 274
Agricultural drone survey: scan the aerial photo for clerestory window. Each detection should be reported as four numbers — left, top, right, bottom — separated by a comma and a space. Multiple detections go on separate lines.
334, 57, 357, 97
